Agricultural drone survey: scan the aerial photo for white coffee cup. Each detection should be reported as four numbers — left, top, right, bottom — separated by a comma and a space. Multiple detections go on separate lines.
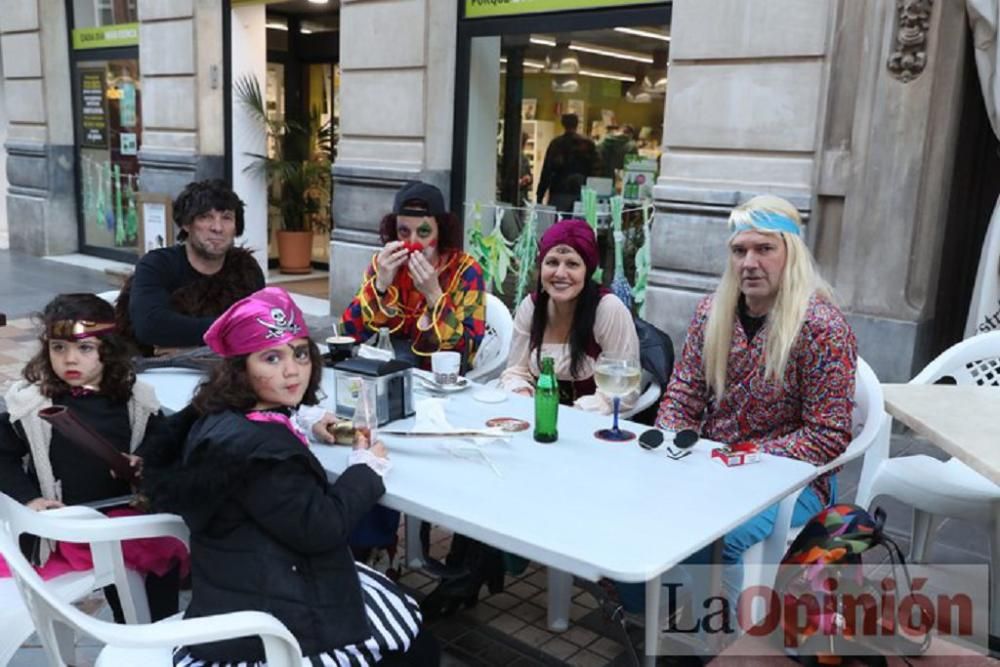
431, 351, 461, 385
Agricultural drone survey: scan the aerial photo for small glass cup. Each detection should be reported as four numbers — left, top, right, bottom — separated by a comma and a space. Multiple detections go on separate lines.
352, 378, 378, 446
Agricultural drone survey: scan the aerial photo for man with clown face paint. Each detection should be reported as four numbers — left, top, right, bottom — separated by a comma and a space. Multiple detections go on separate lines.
341, 181, 486, 370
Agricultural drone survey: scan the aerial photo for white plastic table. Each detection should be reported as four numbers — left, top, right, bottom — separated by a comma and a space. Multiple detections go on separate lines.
142, 367, 817, 664
882, 384, 1000, 485
138, 369, 203, 412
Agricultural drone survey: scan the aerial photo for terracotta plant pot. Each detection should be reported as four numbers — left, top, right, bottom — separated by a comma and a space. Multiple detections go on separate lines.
276, 230, 313, 274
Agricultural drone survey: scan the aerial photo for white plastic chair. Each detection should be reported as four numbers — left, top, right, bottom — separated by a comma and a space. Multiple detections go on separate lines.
741, 357, 890, 619
1, 505, 112, 667
0, 493, 189, 665
0, 495, 302, 667
621, 370, 661, 420
96, 290, 120, 305
852, 331, 1000, 632
466, 293, 514, 383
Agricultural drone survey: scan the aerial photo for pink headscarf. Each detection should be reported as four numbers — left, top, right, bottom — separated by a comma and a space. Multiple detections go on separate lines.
203, 287, 310, 357
537, 218, 600, 275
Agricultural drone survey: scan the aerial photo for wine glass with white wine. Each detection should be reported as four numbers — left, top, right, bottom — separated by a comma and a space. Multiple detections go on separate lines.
593, 352, 642, 441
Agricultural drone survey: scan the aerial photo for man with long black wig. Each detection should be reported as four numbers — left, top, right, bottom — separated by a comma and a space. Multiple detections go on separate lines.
115, 179, 265, 355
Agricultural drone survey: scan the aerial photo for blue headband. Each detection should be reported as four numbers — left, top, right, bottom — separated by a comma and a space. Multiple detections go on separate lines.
731, 209, 801, 236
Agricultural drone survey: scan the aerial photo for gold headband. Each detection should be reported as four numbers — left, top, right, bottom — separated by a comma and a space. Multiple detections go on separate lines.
48, 319, 116, 341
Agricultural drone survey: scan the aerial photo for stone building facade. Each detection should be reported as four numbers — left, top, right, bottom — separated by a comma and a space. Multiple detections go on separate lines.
0, 0, 225, 257
332, 0, 989, 382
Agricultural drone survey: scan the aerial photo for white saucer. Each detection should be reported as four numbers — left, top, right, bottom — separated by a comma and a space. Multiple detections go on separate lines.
472, 388, 507, 404
417, 377, 470, 393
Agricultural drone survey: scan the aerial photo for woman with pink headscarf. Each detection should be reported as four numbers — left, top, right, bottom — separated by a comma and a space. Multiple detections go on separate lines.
499, 219, 640, 413
143, 287, 438, 667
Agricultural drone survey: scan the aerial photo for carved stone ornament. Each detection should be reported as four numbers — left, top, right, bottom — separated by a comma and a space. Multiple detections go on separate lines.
887, 0, 933, 83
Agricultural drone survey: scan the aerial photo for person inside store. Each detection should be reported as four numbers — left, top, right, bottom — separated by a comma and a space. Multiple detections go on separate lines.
536, 113, 600, 213
620, 195, 857, 611
596, 124, 637, 179
143, 286, 439, 667
518, 131, 534, 204
340, 180, 486, 370
0, 293, 186, 623
115, 178, 265, 356
499, 218, 639, 413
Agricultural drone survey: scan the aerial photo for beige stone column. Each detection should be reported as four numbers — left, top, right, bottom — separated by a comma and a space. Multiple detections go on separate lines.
0, 0, 76, 255
826, 0, 968, 379
137, 0, 225, 198
330, 0, 458, 315
649, 0, 832, 352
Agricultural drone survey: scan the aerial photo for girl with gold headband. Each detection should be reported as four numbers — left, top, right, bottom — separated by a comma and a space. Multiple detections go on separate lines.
0, 293, 187, 622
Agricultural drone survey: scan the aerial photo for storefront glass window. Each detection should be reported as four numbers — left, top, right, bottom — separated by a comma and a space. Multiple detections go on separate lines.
76, 58, 142, 253
464, 27, 666, 213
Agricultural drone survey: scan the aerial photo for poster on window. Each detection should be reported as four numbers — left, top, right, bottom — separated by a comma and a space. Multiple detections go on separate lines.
137, 194, 174, 256
80, 68, 108, 149
120, 132, 137, 156
119, 78, 137, 128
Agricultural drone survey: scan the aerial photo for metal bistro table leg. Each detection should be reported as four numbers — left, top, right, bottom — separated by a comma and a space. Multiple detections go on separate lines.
707, 538, 726, 655
404, 514, 425, 569
547, 568, 572, 632
644, 575, 662, 667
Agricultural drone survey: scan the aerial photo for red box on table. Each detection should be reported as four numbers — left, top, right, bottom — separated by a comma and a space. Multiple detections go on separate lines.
711, 443, 762, 467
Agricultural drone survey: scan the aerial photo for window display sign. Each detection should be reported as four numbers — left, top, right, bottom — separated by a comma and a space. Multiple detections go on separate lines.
120, 79, 137, 127
80, 68, 108, 149
465, 0, 662, 19
120, 132, 138, 156
136, 194, 174, 257
72, 23, 139, 50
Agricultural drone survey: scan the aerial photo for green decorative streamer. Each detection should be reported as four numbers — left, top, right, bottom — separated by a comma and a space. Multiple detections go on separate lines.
581, 187, 598, 231
113, 165, 124, 246
579, 187, 603, 283
632, 202, 654, 318
512, 204, 539, 306
610, 195, 624, 234
467, 202, 487, 281
467, 203, 514, 294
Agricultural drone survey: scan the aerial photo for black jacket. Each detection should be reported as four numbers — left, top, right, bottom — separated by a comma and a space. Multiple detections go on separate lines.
536, 131, 599, 202
116, 245, 265, 351
144, 409, 384, 663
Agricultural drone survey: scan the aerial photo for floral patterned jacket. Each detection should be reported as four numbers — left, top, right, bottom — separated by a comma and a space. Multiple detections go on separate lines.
656, 293, 857, 505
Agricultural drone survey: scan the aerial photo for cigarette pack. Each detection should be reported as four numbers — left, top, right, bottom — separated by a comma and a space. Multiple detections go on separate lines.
711, 443, 761, 467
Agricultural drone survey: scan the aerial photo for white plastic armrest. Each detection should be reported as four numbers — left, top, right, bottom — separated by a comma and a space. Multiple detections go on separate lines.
43, 506, 108, 520
621, 381, 660, 419
89, 611, 301, 664
27, 513, 190, 547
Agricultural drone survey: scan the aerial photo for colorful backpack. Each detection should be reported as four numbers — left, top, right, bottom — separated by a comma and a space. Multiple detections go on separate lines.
773, 504, 931, 666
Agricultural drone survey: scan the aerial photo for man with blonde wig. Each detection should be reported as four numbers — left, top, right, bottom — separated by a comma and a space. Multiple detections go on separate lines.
656, 195, 857, 574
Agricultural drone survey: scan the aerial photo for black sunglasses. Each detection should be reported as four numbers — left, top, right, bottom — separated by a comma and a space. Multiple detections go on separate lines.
638, 429, 699, 459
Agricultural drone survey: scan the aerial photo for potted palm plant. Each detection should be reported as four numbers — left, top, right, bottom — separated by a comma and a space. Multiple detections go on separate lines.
235, 75, 333, 274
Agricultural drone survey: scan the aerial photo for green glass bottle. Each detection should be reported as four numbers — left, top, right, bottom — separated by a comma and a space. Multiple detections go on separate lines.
533, 356, 559, 443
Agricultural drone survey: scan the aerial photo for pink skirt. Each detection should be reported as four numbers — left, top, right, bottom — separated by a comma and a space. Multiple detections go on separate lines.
0, 507, 189, 581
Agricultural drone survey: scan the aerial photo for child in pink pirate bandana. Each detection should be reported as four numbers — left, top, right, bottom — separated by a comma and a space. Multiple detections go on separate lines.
144, 286, 438, 667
